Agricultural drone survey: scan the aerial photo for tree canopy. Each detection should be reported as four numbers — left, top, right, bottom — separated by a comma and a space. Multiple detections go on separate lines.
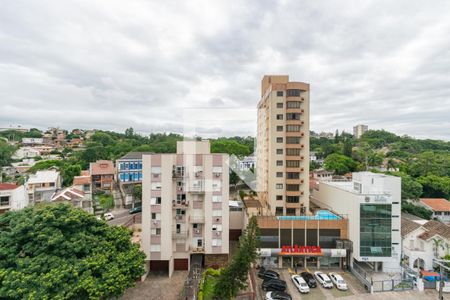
324, 153, 357, 175
0, 204, 145, 299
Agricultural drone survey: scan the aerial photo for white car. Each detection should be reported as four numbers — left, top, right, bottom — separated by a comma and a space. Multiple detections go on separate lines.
314, 271, 333, 288
103, 213, 114, 221
291, 275, 310, 293
329, 272, 348, 290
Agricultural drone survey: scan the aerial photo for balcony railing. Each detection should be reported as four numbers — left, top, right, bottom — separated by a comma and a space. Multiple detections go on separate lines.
172, 200, 189, 208
190, 215, 205, 223
172, 230, 188, 239
191, 246, 205, 253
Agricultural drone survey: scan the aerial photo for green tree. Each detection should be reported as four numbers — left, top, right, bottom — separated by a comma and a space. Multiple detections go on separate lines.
417, 175, 450, 199
133, 185, 142, 202
211, 139, 251, 157
324, 153, 357, 175
125, 127, 135, 137
0, 204, 145, 299
99, 194, 115, 213
91, 132, 115, 146
214, 216, 260, 298
343, 139, 353, 157
401, 202, 432, 220
0, 141, 16, 167
62, 164, 81, 186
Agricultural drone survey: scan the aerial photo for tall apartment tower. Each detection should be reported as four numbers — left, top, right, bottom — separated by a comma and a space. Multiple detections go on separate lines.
257, 75, 310, 216
353, 124, 368, 139
142, 141, 229, 277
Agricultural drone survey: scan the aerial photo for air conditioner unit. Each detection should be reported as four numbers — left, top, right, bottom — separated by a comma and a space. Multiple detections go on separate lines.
194, 229, 200, 234
215, 173, 220, 177
215, 217, 220, 222
152, 220, 158, 225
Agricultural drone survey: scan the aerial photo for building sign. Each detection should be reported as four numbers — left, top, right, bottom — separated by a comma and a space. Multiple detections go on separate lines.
280, 245, 323, 256
259, 248, 272, 257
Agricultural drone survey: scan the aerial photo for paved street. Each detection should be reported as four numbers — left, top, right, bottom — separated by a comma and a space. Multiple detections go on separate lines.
106, 208, 141, 226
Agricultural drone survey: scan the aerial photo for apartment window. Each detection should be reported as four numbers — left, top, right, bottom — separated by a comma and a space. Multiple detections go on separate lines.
151, 167, 161, 174
150, 197, 162, 205
213, 166, 223, 173
212, 180, 221, 191
151, 228, 161, 235
287, 101, 301, 108
286, 148, 301, 156
286, 196, 300, 203
287, 89, 301, 97
276, 160, 283, 166
286, 160, 300, 168
276, 172, 283, 178
360, 204, 392, 257
176, 208, 186, 215
212, 239, 222, 246
151, 213, 161, 220
276, 195, 283, 201
286, 172, 300, 179
212, 224, 223, 231
286, 208, 296, 215
276, 149, 283, 155
151, 182, 161, 190
212, 210, 222, 217
286, 113, 301, 120
150, 245, 161, 252
0, 196, 10, 206
276, 184, 283, 189
275, 207, 284, 215
286, 125, 301, 132
50, 182, 55, 187
276, 91, 284, 97
286, 184, 299, 191
212, 195, 222, 202
276, 137, 283, 143
276, 126, 283, 131
276, 103, 283, 108
276, 114, 283, 120
286, 137, 301, 144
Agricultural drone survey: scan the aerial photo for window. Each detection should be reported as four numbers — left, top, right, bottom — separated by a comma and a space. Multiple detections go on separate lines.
151, 197, 161, 205
286, 208, 296, 215
0, 196, 10, 206
212, 180, 221, 191
276, 137, 283, 143
286, 184, 299, 191
151, 213, 161, 220
286, 160, 300, 168
151, 228, 161, 235
276, 183, 283, 189
275, 207, 284, 215
286, 196, 299, 203
286, 137, 301, 144
212, 195, 222, 202
150, 244, 161, 252
276, 149, 283, 155
212, 210, 222, 217
276, 91, 284, 97
286, 113, 301, 120
151, 167, 161, 174
212, 224, 223, 231
276, 126, 283, 131
213, 166, 223, 173
287, 89, 301, 97
287, 101, 301, 108
286, 148, 301, 156
276, 114, 283, 120
286, 172, 300, 179
286, 125, 301, 132
212, 239, 222, 246
276, 195, 283, 201
276, 172, 283, 177
276, 103, 283, 108
360, 204, 392, 257
276, 160, 283, 166
151, 182, 161, 190
176, 209, 186, 215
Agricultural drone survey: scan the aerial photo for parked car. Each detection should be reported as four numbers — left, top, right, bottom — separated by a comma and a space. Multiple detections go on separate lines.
291, 275, 310, 293
314, 271, 333, 288
258, 268, 280, 281
329, 272, 348, 290
300, 272, 317, 288
262, 279, 287, 292
265, 291, 292, 300
129, 206, 142, 214
103, 212, 114, 221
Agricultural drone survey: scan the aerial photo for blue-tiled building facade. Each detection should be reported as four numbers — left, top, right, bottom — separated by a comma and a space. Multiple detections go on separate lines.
118, 160, 143, 183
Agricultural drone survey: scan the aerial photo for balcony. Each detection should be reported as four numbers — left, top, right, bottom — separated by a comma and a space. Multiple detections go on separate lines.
188, 186, 205, 194
190, 215, 205, 223
172, 230, 188, 239
172, 200, 189, 208
193, 228, 203, 237
191, 246, 205, 253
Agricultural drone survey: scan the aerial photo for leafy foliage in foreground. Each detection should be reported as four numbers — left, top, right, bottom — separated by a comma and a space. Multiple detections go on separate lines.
0, 204, 145, 299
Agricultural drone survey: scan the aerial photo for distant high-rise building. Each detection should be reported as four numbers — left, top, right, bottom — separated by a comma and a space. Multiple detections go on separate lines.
256, 75, 310, 216
353, 124, 368, 139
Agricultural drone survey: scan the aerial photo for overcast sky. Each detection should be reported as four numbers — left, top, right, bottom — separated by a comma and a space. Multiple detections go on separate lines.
1, 1, 450, 140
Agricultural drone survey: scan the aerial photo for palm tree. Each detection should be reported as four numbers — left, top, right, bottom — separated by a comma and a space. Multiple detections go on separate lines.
432, 238, 445, 258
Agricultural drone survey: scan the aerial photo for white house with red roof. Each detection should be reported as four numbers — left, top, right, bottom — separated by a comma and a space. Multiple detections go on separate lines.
419, 198, 450, 224
0, 183, 29, 214
51, 186, 93, 213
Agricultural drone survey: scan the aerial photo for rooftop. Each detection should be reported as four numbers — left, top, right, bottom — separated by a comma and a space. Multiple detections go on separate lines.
118, 151, 153, 160
401, 217, 422, 237
27, 170, 60, 184
420, 198, 450, 212
0, 183, 18, 191
51, 187, 85, 201
73, 174, 91, 185
419, 220, 450, 241
90, 160, 115, 175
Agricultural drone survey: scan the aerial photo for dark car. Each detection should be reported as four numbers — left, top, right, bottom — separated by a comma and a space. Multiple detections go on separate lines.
300, 272, 317, 288
128, 206, 142, 214
262, 279, 287, 292
258, 268, 280, 281
265, 291, 292, 300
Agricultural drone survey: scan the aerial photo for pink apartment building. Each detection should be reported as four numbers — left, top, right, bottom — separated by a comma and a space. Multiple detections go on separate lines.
142, 141, 229, 277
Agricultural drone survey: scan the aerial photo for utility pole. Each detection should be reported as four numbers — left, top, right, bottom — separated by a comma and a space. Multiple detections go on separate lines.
433, 259, 450, 300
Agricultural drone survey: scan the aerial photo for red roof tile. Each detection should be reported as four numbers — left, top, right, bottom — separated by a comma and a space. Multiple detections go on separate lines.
420, 198, 450, 212
0, 183, 18, 191
90, 160, 115, 175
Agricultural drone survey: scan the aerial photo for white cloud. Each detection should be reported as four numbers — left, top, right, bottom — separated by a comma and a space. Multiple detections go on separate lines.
0, 0, 450, 140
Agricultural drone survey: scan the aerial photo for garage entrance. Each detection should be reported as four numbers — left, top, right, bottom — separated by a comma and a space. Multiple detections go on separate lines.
174, 258, 189, 270
150, 260, 169, 275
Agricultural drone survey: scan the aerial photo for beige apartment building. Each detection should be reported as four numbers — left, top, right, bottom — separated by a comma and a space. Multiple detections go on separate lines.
142, 141, 229, 277
257, 75, 310, 216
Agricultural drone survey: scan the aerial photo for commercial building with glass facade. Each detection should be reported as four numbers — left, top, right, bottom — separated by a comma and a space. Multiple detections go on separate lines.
310, 172, 401, 273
